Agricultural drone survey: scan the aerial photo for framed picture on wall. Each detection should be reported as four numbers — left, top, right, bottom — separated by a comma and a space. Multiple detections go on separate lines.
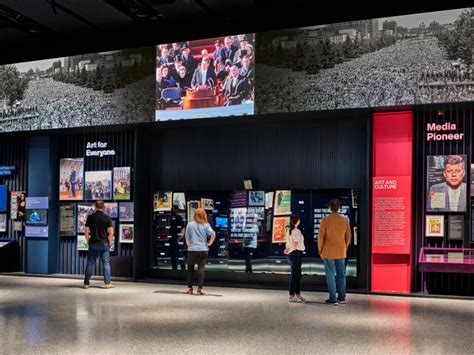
119, 224, 134, 244
85, 171, 112, 201
273, 190, 291, 215
248, 191, 265, 207
272, 216, 290, 243
0, 214, 7, 232
119, 202, 134, 222
187, 201, 200, 224
104, 202, 118, 219
426, 155, 467, 212
173, 193, 186, 210
448, 215, 464, 241
265, 192, 274, 209
77, 235, 89, 251
77, 203, 95, 234
113, 167, 131, 200
59, 203, 76, 236
201, 198, 214, 211
59, 158, 84, 201
471, 164, 474, 197
153, 191, 173, 212
425, 215, 444, 237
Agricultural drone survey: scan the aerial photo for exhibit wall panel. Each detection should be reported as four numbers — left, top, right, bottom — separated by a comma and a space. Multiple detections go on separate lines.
414, 102, 473, 296
57, 130, 135, 275
0, 136, 28, 271
150, 111, 370, 289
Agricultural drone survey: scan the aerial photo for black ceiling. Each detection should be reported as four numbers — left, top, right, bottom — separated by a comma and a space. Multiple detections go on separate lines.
0, 0, 472, 65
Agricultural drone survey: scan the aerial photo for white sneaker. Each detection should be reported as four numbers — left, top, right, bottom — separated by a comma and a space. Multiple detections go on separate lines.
296, 295, 306, 302
289, 296, 304, 303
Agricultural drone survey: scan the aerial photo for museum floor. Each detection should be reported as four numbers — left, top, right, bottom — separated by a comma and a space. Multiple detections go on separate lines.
0, 275, 472, 354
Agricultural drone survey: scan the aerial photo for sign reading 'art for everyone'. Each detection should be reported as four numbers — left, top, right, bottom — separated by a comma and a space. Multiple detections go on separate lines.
86, 142, 116, 157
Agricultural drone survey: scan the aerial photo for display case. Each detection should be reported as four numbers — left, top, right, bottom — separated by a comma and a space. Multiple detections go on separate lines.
418, 247, 474, 273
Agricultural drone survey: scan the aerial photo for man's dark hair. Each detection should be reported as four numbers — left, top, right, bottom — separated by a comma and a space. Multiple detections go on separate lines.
95, 200, 105, 210
329, 199, 341, 212
444, 155, 464, 168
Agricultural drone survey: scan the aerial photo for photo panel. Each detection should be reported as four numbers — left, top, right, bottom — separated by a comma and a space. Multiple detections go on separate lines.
119, 202, 134, 222
155, 34, 255, 121
85, 171, 112, 201
154, 191, 173, 212
113, 167, 131, 200
273, 190, 291, 215
172, 192, 186, 210
119, 224, 134, 244
59, 158, 84, 201
0, 47, 155, 134
426, 155, 467, 212
77, 203, 95, 234
272, 216, 290, 243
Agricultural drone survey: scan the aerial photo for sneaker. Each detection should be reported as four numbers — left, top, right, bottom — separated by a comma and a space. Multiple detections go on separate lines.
104, 284, 115, 289
325, 299, 338, 305
337, 299, 346, 305
289, 296, 304, 303
83, 284, 90, 289
296, 295, 306, 302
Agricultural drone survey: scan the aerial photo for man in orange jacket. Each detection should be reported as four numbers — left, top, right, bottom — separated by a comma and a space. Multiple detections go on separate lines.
318, 198, 351, 305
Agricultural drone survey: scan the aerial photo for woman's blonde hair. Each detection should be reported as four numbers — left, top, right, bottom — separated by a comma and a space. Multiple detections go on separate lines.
194, 208, 208, 224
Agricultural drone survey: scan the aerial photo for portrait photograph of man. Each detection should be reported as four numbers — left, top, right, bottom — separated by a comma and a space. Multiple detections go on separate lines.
427, 155, 467, 212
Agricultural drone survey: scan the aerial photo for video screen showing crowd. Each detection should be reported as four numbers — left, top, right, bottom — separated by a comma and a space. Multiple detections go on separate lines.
155, 34, 255, 120
0, 47, 155, 133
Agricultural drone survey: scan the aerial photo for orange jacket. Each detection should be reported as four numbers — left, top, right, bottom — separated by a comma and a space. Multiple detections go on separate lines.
317, 213, 351, 259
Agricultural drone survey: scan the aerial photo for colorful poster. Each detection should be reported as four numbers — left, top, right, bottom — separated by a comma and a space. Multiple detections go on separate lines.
425, 215, 444, 237
59, 158, 84, 201
85, 171, 112, 201
273, 190, 291, 215
272, 216, 290, 243
119, 224, 134, 244
113, 167, 131, 200
154, 191, 173, 212
104, 202, 118, 218
427, 155, 467, 212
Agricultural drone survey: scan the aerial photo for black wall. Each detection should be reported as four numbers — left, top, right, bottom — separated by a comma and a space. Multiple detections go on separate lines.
149, 110, 370, 289
414, 102, 474, 295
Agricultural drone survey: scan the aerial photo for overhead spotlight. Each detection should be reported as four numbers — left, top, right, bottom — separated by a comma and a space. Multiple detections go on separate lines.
437, 110, 444, 116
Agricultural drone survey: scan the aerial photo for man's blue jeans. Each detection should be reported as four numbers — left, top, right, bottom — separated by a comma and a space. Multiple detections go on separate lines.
84, 243, 111, 285
322, 258, 346, 301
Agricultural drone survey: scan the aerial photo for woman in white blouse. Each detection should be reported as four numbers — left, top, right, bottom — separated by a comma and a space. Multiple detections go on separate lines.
284, 215, 306, 303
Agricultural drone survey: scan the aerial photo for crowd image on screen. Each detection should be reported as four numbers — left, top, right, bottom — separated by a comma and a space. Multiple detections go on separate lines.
256, 10, 473, 113
156, 34, 255, 110
0, 48, 155, 133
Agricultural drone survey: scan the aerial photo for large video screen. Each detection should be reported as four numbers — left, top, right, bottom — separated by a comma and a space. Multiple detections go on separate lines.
0, 8, 472, 133
0, 47, 155, 133
255, 8, 472, 114
155, 34, 255, 120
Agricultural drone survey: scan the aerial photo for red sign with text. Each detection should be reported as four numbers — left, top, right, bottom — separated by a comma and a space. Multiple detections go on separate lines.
372, 176, 411, 255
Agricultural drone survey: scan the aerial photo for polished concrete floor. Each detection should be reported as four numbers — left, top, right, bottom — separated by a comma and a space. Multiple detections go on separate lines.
0, 275, 472, 354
